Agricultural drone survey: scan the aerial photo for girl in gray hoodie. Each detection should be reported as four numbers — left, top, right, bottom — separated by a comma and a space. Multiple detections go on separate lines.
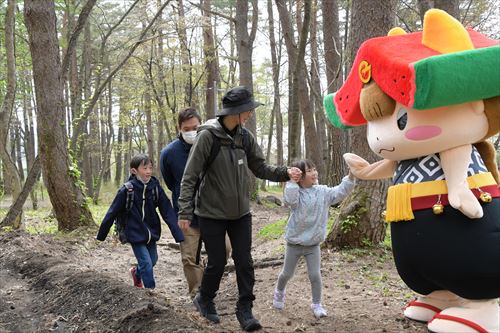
272, 159, 355, 318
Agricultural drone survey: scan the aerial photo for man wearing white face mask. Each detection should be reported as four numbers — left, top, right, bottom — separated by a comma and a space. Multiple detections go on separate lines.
160, 108, 203, 296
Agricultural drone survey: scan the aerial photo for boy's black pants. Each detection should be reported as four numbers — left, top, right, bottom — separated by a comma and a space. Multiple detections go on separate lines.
198, 213, 255, 306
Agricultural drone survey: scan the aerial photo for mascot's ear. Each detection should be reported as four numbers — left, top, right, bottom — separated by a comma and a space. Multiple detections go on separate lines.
469, 100, 485, 115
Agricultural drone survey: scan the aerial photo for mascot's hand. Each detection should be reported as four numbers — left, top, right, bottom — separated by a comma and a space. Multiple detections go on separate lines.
448, 184, 484, 219
343, 153, 396, 180
343, 153, 370, 176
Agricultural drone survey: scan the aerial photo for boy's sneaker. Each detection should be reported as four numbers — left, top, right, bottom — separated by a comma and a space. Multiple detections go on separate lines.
311, 303, 327, 318
273, 289, 285, 310
235, 304, 262, 331
129, 266, 143, 288
193, 293, 220, 323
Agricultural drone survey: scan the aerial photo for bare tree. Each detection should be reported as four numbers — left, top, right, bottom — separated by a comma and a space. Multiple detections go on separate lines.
266, 0, 283, 166
202, 0, 220, 119
326, 0, 397, 249
322, 0, 347, 185
0, 0, 22, 228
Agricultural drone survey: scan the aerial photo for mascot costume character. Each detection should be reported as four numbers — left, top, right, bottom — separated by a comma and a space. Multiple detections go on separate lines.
323, 9, 500, 333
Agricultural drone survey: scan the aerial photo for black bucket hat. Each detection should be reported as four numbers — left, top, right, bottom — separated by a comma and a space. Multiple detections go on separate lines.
217, 86, 263, 116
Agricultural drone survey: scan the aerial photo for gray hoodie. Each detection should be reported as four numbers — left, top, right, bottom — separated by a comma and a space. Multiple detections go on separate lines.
178, 118, 289, 221
283, 176, 355, 246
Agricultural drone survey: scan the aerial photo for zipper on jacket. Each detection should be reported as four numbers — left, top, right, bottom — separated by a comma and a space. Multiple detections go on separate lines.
142, 183, 152, 244
233, 145, 241, 215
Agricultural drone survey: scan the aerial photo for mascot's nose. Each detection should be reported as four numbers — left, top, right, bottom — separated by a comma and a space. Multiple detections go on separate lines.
405, 126, 442, 141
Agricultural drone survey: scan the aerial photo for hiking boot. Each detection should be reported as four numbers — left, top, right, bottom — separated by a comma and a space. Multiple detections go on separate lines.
311, 303, 327, 318
273, 289, 285, 310
129, 266, 143, 288
236, 304, 262, 331
193, 293, 220, 323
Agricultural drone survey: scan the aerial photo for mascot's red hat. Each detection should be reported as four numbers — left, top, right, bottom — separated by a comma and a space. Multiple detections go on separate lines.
324, 9, 500, 128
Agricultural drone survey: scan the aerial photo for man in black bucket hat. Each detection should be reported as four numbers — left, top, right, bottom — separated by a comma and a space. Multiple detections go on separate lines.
217, 86, 263, 116
178, 86, 302, 331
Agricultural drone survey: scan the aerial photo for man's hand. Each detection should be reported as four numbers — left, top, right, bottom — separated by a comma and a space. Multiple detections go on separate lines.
287, 167, 302, 182
178, 219, 191, 232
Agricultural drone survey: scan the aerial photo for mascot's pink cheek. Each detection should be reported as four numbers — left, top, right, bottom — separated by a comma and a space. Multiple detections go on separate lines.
405, 126, 442, 141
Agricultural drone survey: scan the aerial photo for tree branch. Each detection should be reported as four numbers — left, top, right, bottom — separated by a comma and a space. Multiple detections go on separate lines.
70, 0, 171, 151
61, 0, 97, 79
187, 0, 235, 23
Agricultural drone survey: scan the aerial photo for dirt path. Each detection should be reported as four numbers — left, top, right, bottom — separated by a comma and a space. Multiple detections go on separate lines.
0, 204, 427, 333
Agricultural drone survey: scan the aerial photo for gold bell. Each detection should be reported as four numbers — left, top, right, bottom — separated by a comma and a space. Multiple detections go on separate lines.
479, 191, 492, 203
381, 210, 387, 219
432, 203, 444, 215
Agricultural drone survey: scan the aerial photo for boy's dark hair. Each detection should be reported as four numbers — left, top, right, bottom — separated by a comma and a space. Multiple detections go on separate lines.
290, 159, 316, 178
178, 107, 202, 128
130, 153, 153, 169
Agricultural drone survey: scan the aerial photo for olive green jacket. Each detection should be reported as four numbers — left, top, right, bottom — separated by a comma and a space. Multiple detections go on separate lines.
178, 119, 289, 221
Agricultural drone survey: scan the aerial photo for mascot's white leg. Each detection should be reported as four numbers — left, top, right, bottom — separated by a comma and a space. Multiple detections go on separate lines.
404, 290, 464, 322
427, 298, 500, 333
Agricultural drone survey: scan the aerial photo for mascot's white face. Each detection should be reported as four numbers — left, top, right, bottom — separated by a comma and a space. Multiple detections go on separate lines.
366, 100, 489, 161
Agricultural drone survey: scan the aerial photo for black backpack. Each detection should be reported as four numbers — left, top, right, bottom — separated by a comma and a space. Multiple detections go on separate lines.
114, 181, 159, 244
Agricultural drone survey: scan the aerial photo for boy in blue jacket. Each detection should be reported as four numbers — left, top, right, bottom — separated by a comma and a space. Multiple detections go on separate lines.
97, 153, 184, 289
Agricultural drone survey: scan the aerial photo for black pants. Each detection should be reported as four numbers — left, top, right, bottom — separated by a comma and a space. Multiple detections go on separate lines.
198, 213, 255, 306
391, 198, 500, 299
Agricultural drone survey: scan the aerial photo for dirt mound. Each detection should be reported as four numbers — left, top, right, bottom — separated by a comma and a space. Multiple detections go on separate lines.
0, 231, 205, 333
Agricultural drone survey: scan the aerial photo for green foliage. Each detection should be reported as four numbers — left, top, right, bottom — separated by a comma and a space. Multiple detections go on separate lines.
258, 217, 287, 240
383, 227, 392, 250
24, 208, 59, 235
264, 184, 283, 195
89, 203, 110, 225
339, 213, 358, 233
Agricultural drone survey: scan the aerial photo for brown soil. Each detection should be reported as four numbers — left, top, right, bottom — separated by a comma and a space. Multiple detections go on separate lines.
0, 203, 427, 333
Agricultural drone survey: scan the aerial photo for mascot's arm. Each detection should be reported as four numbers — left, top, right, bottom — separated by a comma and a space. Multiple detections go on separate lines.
343, 153, 396, 180
440, 144, 483, 219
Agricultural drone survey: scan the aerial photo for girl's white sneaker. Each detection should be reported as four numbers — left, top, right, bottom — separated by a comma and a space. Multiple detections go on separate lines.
311, 303, 327, 318
273, 289, 285, 310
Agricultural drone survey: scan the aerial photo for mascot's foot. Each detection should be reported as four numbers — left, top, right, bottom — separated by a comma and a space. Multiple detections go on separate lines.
427, 298, 500, 333
404, 290, 464, 323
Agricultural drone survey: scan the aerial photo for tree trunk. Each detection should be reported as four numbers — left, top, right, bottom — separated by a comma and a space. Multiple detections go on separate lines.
22, 73, 39, 209
1, 156, 41, 228
155, 0, 168, 173
202, 0, 219, 119
417, 0, 460, 21
81, 21, 94, 198
14, 121, 24, 182
0, 0, 22, 228
322, 0, 346, 185
145, 88, 155, 160
235, 0, 259, 197
309, 0, 327, 183
177, 0, 193, 106
24, 0, 94, 231
325, 179, 388, 248
326, 0, 396, 249
115, 75, 126, 185
266, 0, 282, 167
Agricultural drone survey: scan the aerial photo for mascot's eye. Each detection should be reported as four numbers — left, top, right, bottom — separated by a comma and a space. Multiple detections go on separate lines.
397, 107, 408, 130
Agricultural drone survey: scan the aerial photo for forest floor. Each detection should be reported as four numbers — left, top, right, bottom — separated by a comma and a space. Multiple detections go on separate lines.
0, 195, 428, 333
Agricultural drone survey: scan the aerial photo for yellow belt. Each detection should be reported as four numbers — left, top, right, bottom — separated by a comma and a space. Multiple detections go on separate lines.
385, 172, 497, 223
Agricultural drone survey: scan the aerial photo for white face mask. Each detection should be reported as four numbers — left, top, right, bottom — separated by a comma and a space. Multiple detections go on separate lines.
181, 130, 197, 145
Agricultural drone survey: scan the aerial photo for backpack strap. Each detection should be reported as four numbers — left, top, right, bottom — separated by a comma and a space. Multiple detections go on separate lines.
193, 130, 221, 197
241, 127, 251, 155
123, 181, 134, 212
